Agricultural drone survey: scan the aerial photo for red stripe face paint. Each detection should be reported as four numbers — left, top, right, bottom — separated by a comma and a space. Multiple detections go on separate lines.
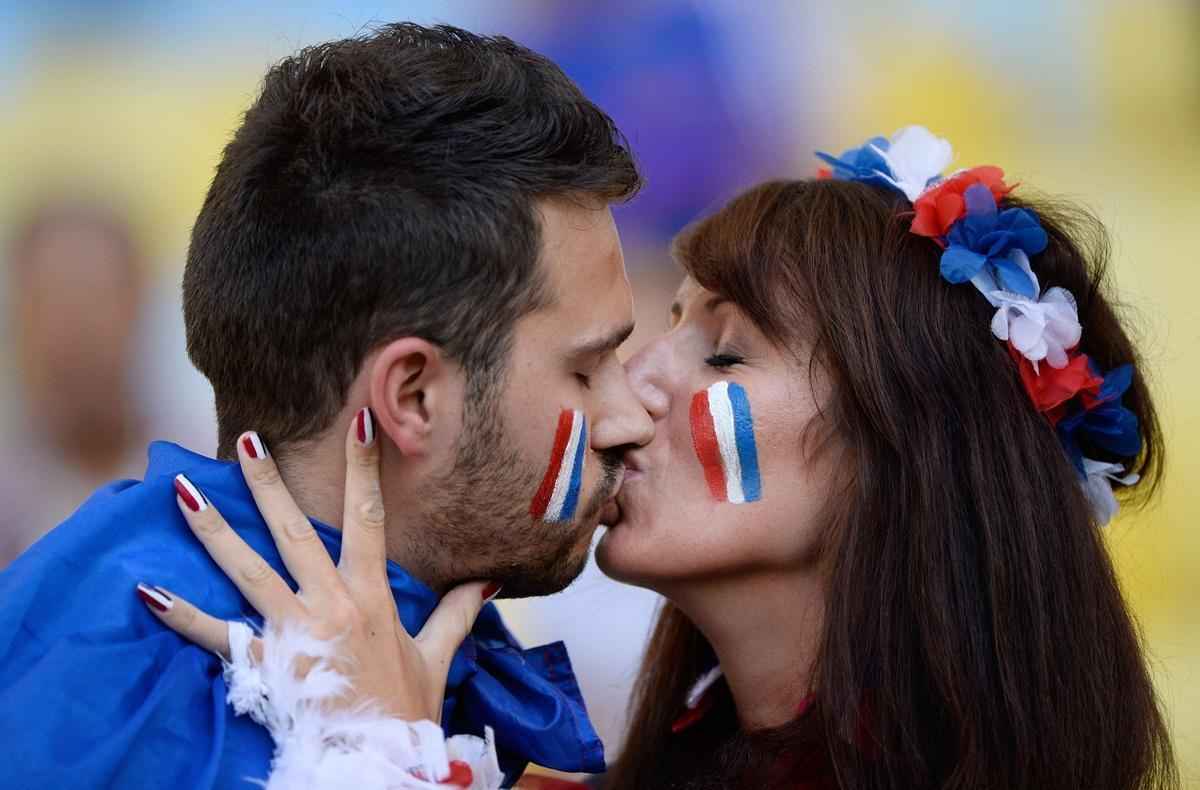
690, 390, 728, 501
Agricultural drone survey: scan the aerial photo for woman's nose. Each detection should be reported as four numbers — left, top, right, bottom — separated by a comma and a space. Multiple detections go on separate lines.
624, 338, 671, 420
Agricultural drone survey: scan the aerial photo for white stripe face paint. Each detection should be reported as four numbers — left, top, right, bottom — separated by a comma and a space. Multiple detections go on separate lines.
707, 381, 747, 504
546, 411, 585, 521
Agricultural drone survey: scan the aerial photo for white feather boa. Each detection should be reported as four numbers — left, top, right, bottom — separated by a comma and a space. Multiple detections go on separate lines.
222, 621, 504, 789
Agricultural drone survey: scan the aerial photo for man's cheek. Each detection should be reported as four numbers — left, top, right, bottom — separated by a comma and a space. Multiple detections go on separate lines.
529, 409, 587, 523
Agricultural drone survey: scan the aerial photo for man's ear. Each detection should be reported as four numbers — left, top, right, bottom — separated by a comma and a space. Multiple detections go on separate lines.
368, 337, 456, 458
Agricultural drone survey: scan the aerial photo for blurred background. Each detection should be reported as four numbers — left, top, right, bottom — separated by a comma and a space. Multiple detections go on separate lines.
1, 0, 1196, 783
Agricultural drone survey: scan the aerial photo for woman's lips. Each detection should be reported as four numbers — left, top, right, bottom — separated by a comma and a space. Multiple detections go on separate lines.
602, 449, 648, 526
600, 499, 622, 526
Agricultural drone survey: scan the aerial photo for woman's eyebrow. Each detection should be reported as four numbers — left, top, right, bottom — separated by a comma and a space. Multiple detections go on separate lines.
672, 295, 728, 319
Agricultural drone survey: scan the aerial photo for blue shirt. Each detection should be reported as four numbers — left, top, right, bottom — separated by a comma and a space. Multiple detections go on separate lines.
0, 442, 604, 787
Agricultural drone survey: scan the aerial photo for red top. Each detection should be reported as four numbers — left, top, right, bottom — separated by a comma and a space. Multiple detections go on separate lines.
670, 684, 838, 789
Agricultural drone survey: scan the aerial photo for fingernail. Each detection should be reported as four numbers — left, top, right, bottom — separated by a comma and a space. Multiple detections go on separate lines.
174, 473, 209, 513
136, 583, 173, 613
356, 407, 376, 447
241, 431, 269, 460
482, 582, 502, 602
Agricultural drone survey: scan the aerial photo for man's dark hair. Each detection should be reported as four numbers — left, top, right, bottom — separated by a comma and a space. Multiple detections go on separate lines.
184, 23, 640, 457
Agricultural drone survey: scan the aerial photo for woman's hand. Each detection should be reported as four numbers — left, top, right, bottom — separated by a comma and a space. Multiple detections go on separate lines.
137, 408, 495, 723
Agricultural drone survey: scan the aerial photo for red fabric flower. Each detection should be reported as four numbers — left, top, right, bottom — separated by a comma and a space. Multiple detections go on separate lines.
1008, 344, 1103, 422
911, 166, 1014, 238
816, 167, 833, 180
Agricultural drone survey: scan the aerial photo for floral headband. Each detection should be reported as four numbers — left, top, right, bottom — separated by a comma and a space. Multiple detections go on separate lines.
815, 126, 1141, 525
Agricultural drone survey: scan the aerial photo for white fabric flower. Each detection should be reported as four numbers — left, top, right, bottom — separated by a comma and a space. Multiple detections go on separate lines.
989, 285, 1081, 370
870, 126, 954, 201
223, 622, 503, 790
1081, 457, 1139, 526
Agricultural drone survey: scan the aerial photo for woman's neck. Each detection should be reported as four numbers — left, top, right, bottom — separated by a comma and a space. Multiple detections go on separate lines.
670, 568, 824, 731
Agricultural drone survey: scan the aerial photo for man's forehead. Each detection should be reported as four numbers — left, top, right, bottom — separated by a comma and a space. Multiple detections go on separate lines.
537, 199, 630, 306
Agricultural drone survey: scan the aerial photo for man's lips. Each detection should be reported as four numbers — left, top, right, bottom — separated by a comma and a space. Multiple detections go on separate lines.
597, 450, 648, 526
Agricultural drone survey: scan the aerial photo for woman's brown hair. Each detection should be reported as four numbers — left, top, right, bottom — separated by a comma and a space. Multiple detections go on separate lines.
606, 179, 1177, 789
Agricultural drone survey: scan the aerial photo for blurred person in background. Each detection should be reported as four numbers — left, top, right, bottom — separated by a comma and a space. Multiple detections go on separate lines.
0, 201, 148, 567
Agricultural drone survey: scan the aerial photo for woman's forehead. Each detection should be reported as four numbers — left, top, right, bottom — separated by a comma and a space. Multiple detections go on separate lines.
671, 276, 708, 310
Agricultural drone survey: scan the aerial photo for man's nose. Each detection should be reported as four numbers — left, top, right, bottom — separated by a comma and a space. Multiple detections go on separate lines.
590, 358, 655, 451
623, 337, 671, 422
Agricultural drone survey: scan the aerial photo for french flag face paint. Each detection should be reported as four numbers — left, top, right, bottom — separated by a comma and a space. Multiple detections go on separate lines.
690, 381, 762, 504
530, 409, 588, 523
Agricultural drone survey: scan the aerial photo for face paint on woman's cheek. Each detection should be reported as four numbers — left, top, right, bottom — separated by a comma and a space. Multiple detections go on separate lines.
689, 381, 762, 504
529, 409, 588, 523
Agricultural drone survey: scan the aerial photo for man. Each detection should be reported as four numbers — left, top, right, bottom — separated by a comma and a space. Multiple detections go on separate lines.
0, 23, 652, 788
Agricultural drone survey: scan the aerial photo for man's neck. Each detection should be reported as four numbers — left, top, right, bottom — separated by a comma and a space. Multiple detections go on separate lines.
274, 448, 345, 530
274, 437, 440, 590
670, 568, 824, 731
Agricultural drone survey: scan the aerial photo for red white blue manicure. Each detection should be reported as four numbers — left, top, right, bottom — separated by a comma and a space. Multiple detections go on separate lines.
173, 473, 209, 513
356, 407, 375, 447
136, 583, 173, 613
241, 431, 268, 460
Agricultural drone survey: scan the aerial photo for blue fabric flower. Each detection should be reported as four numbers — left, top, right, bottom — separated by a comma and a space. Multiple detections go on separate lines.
1057, 363, 1141, 476
815, 136, 897, 191
939, 183, 1048, 298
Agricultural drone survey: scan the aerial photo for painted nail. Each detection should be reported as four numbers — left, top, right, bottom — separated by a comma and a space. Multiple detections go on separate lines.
136, 583, 173, 613
356, 407, 375, 447
482, 582, 502, 602
241, 431, 269, 460
174, 473, 209, 513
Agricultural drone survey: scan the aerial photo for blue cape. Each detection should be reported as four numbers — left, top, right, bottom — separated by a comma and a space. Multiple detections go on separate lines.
0, 442, 604, 787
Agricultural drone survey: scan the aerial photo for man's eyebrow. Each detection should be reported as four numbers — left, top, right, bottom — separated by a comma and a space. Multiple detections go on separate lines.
569, 321, 636, 358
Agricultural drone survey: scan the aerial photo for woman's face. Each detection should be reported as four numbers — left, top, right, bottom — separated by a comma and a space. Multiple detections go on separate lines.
596, 276, 841, 590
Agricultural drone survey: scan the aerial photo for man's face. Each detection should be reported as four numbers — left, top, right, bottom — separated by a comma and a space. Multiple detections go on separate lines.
419, 198, 654, 597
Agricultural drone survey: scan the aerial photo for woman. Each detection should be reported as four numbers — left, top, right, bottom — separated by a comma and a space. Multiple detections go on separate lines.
139, 128, 1179, 789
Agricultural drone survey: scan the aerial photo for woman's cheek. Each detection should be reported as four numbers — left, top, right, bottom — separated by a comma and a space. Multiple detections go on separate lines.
688, 380, 763, 505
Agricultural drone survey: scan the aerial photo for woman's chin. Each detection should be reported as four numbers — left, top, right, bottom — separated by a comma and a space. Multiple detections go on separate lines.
595, 521, 659, 585
595, 520, 684, 589
594, 524, 634, 581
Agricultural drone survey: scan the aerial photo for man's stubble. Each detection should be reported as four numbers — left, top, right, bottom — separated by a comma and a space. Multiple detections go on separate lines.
407, 383, 621, 598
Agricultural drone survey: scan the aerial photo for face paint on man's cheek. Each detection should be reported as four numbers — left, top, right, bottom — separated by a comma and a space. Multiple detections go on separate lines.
689, 381, 762, 504
529, 409, 588, 523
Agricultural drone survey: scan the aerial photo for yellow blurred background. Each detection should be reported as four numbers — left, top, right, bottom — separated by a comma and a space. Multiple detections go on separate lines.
1, 0, 1196, 783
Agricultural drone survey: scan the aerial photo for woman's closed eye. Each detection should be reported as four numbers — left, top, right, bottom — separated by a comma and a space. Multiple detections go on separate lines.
705, 352, 745, 369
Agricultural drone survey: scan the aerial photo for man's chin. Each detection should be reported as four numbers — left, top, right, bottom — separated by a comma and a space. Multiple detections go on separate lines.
492, 522, 596, 599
